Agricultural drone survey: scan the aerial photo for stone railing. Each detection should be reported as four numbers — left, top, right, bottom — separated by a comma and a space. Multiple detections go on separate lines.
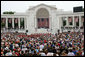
1, 28, 25, 33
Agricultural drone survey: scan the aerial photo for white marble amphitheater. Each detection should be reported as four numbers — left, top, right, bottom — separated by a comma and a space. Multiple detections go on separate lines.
1, 4, 84, 34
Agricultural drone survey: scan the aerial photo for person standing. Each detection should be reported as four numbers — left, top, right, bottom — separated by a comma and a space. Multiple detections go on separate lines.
67, 49, 75, 56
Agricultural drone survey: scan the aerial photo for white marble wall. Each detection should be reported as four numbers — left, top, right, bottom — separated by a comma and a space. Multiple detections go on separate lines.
1, 4, 84, 34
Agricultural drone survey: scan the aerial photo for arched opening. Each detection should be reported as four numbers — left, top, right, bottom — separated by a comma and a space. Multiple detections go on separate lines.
36, 8, 49, 29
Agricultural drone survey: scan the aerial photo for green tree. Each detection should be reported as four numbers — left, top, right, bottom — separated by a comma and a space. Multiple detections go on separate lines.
3, 11, 15, 14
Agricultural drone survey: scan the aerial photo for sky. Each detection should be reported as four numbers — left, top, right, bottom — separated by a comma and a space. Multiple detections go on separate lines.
1, 1, 84, 14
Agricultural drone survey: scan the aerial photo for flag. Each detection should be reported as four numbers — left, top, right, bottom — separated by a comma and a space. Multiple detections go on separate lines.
75, 17, 78, 22
68, 17, 72, 22
37, 18, 40, 28
82, 17, 84, 22
2, 18, 6, 23
15, 18, 18, 23
8, 18, 12, 23
21, 18, 24, 22
40, 18, 42, 28
41, 18, 44, 28
45, 18, 47, 27
47, 18, 49, 28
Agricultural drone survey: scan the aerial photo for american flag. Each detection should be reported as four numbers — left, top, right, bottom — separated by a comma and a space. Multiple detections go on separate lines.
74, 17, 78, 22
45, 18, 48, 27
15, 18, 18, 23
39, 18, 42, 27
2, 18, 5, 23
8, 18, 12, 23
47, 18, 49, 28
42, 18, 44, 27
21, 18, 24, 22
82, 17, 84, 22
68, 17, 72, 22
38, 18, 41, 28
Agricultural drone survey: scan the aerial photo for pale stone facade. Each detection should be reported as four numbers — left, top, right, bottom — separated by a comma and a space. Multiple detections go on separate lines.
1, 4, 84, 34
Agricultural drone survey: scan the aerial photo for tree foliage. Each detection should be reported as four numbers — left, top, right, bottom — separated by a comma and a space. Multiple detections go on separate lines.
3, 11, 15, 14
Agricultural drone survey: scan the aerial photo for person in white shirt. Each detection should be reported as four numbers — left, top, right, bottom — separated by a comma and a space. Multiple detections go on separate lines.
5, 50, 12, 56
39, 44, 44, 51
39, 49, 46, 56
46, 52, 54, 56
67, 49, 75, 56
40, 52, 46, 56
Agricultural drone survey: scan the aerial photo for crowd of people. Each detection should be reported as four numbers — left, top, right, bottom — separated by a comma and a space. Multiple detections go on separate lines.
1, 31, 84, 56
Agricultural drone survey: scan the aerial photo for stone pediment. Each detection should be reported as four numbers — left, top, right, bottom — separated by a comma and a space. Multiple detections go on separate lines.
29, 3, 57, 10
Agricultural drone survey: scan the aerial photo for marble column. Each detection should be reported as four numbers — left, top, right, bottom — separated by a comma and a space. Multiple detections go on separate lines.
49, 15, 52, 31
6, 18, 8, 28
12, 18, 14, 28
66, 16, 68, 27
35, 15, 37, 29
61, 17, 63, 27
18, 18, 20, 29
73, 16, 75, 27
79, 16, 81, 28
34, 16, 35, 28
24, 18, 25, 29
